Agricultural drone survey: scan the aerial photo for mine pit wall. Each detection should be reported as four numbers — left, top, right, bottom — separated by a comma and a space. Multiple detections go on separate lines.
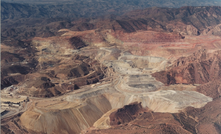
20, 95, 112, 134
118, 55, 168, 71
20, 85, 212, 134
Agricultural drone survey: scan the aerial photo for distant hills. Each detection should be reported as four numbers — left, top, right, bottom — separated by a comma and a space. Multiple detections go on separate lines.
1, 1, 221, 41
2, 0, 221, 6
2, 0, 221, 21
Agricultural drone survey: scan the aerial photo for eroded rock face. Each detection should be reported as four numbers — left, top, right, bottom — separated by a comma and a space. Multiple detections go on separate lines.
69, 36, 87, 49
196, 79, 221, 99
152, 50, 221, 85
1, 76, 19, 89
202, 24, 221, 36
109, 102, 146, 125
1, 51, 25, 64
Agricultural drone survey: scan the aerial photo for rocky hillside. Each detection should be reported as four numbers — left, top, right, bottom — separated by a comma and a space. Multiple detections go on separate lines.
1, 36, 106, 97
152, 49, 221, 85
2, 6, 221, 41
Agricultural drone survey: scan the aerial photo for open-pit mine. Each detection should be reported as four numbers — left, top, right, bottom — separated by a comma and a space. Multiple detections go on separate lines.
2, 5, 221, 134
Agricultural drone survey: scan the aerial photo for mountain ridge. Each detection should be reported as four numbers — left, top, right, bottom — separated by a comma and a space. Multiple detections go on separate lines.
2, 6, 221, 41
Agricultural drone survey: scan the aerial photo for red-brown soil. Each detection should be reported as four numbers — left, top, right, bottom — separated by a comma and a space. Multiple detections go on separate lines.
152, 50, 221, 85
196, 79, 221, 99
109, 102, 148, 125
